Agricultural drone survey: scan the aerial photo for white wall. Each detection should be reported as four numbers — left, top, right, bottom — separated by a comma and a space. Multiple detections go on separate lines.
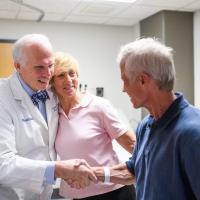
0, 19, 141, 129
194, 11, 200, 108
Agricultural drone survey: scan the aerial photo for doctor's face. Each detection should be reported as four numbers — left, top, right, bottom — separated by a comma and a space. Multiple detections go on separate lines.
52, 66, 78, 99
15, 43, 54, 91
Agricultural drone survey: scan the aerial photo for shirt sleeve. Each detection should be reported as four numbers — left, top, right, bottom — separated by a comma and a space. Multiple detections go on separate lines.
180, 126, 200, 198
125, 121, 144, 176
43, 162, 56, 185
126, 156, 135, 175
100, 98, 128, 139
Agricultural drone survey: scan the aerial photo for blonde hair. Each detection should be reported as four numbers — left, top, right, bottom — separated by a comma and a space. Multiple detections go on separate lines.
54, 52, 80, 76
50, 52, 80, 85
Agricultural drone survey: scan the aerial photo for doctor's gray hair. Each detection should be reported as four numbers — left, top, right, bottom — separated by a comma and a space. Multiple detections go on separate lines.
117, 38, 176, 91
12, 34, 53, 64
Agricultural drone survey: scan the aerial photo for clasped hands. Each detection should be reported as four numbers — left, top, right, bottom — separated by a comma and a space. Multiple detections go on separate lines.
55, 160, 134, 189
55, 159, 100, 189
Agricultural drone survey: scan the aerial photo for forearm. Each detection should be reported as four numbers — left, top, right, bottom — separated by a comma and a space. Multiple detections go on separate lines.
116, 130, 136, 153
92, 163, 135, 185
110, 164, 135, 185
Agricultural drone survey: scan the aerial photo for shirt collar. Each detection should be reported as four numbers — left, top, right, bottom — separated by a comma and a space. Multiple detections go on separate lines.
77, 92, 93, 108
148, 92, 189, 129
59, 92, 93, 114
17, 73, 37, 96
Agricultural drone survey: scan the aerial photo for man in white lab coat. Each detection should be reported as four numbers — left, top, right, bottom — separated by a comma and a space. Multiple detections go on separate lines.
0, 34, 96, 200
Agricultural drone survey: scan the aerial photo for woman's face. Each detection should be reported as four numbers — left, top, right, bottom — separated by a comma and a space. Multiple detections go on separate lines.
52, 66, 78, 98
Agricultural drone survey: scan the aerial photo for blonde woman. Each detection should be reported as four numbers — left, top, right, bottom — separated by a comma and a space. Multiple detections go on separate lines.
51, 52, 136, 200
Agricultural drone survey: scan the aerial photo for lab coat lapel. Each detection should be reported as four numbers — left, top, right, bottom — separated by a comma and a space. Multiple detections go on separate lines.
46, 89, 59, 151
9, 72, 48, 130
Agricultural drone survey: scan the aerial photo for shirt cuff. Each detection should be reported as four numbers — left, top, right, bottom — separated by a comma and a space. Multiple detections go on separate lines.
43, 161, 56, 185
126, 160, 135, 175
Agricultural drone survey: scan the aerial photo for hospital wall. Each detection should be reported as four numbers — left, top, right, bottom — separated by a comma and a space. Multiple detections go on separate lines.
0, 19, 141, 130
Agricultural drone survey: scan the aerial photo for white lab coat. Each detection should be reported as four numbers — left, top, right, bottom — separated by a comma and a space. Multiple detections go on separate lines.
0, 72, 59, 200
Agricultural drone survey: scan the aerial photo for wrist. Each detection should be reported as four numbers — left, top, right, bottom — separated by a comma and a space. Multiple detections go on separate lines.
55, 161, 70, 178
55, 161, 62, 178
103, 166, 110, 183
92, 167, 104, 182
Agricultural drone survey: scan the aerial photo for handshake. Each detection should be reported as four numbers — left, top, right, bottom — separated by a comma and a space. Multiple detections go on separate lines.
55, 159, 134, 189
55, 159, 97, 189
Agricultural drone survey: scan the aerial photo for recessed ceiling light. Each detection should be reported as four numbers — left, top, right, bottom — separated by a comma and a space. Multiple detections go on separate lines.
103, 0, 137, 3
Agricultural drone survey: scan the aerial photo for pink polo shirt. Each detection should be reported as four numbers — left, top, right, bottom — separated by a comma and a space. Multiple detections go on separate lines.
55, 93, 128, 199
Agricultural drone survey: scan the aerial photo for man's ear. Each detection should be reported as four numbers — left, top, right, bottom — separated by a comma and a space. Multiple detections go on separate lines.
139, 72, 151, 85
14, 62, 20, 71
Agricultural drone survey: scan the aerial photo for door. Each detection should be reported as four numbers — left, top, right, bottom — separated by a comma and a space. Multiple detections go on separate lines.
0, 40, 15, 78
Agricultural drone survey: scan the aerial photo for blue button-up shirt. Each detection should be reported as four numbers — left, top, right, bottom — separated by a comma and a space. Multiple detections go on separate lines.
126, 93, 200, 200
18, 74, 48, 122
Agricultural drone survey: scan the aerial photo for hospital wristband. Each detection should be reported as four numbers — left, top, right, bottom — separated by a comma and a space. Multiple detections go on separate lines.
103, 166, 110, 183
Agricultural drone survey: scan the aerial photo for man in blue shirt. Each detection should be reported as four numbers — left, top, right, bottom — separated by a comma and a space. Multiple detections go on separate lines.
0, 34, 96, 200
93, 38, 200, 199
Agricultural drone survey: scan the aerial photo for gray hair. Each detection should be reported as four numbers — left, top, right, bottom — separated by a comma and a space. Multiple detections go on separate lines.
12, 33, 53, 64
117, 38, 176, 91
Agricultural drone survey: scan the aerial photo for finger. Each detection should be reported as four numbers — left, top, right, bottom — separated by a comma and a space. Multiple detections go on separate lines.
66, 178, 73, 184
87, 170, 97, 183
74, 159, 90, 168
74, 181, 81, 189
64, 179, 74, 188
70, 182, 76, 188
78, 165, 97, 183
74, 159, 83, 167
75, 159, 91, 169
80, 177, 90, 188
68, 183, 75, 188
68, 180, 78, 188
80, 159, 91, 168
66, 181, 75, 188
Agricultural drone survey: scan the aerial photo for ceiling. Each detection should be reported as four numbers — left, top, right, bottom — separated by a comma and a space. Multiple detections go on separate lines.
0, 0, 200, 26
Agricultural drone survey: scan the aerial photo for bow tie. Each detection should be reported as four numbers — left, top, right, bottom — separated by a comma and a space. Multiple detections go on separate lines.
31, 90, 49, 106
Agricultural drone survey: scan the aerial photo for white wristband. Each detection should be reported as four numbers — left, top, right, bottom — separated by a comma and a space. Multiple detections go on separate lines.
103, 166, 110, 183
